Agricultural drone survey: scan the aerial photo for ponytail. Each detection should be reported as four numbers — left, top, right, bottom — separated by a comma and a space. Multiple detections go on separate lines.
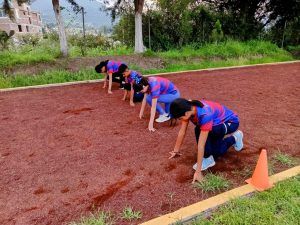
95, 60, 109, 73
133, 76, 148, 92
191, 100, 204, 108
140, 77, 149, 86
170, 98, 203, 119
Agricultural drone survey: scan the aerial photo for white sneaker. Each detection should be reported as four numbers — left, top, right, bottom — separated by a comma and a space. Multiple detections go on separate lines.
193, 155, 216, 171
232, 130, 243, 151
155, 114, 170, 123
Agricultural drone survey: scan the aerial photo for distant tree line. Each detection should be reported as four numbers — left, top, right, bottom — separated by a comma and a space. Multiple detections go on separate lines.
2, 0, 299, 54
112, 0, 300, 51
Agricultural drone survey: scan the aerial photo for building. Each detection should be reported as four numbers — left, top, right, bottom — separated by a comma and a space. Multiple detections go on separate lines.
0, 0, 42, 36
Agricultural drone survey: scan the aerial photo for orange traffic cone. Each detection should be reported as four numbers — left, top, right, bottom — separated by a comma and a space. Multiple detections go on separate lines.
245, 149, 273, 191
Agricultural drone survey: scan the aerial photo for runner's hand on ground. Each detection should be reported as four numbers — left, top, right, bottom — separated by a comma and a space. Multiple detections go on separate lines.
148, 124, 156, 132
192, 171, 204, 183
168, 151, 182, 159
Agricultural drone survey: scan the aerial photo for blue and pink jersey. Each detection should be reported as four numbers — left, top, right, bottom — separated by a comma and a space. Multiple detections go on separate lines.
127, 70, 143, 84
106, 61, 126, 73
148, 77, 178, 98
190, 100, 239, 131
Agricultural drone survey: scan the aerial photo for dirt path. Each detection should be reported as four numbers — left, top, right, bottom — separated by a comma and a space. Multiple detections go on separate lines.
0, 62, 299, 225
2, 55, 165, 76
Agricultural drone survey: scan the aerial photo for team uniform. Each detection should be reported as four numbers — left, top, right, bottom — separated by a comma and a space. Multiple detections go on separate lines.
106, 61, 126, 86
190, 100, 239, 159
127, 70, 143, 85
124, 70, 144, 102
146, 77, 180, 115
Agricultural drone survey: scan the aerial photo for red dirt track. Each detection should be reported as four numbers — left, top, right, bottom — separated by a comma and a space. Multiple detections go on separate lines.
1, 62, 299, 225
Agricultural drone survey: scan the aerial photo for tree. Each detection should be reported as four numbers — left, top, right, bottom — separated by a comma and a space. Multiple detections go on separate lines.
212, 19, 224, 43
112, 13, 135, 47
104, 0, 145, 53
2, 0, 80, 57
264, 0, 300, 25
134, 0, 145, 53
52, 0, 68, 56
263, 0, 300, 46
203, 0, 265, 40
190, 5, 216, 44
0, 30, 14, 50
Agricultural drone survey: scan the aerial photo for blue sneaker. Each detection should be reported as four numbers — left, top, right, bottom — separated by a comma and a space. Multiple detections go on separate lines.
233, 130, 243, 151
193, 155, 216, 171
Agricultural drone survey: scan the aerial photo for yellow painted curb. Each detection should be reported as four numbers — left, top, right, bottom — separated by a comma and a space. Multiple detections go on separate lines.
0, 79, 103, 92
147, 60, 300, 77
0, 60, 299, 93
140, 165, 300, 225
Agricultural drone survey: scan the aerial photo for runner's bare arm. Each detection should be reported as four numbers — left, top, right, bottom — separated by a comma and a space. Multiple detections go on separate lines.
169, 120, 189, 159
139, 93, 147, 119
122, 90, 128, 101
108, 73, 113, 93
148, 98, 158, 132
130, 84, 135, 106
103, 73, 108, 88
193, 131, 208, 183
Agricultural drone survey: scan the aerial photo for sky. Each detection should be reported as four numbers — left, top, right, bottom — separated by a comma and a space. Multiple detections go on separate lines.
30, 0, 113, 28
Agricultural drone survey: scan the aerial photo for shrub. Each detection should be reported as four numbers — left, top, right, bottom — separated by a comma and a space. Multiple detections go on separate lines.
18, 34, 41, 47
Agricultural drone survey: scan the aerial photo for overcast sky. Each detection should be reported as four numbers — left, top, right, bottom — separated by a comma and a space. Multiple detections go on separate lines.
31, 0, 113, 28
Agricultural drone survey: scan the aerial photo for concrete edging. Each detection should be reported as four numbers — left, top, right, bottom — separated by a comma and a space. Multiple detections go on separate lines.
0, 60, 299, 93
140, 166, 300, 225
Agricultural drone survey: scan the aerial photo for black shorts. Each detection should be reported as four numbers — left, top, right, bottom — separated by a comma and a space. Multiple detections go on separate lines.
133, 92, 144, 102
107, 72, 125, 84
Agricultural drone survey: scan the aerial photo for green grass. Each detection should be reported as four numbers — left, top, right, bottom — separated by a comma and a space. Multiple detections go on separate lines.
0, 43, 60, 69
0, 53, 293, 89
155, 40, 290, 60
287, 45, 300, 51
189, 175, 300, 225
0, 40, 296, 89
0, 43, 133, 69
232, 166, 253, 179
0, 68, 101, 88
269, 160, 275, 176
69, 46, 134, 57
120, 207, 142, 221
193, 173, 231, 193
141, 54, 293, 75
273, 151, 298, 167
69, 207, 143, 224
69, 210, 115, 225
140, 40, 294, 74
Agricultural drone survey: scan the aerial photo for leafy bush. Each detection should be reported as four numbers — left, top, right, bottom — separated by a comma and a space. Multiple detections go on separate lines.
18, 34, 41, 47
0, 30, 15, 50
212, 19, 224, 43
68, 33, 111, 49
45, 31, 59, 42
68, 34, 113, 56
